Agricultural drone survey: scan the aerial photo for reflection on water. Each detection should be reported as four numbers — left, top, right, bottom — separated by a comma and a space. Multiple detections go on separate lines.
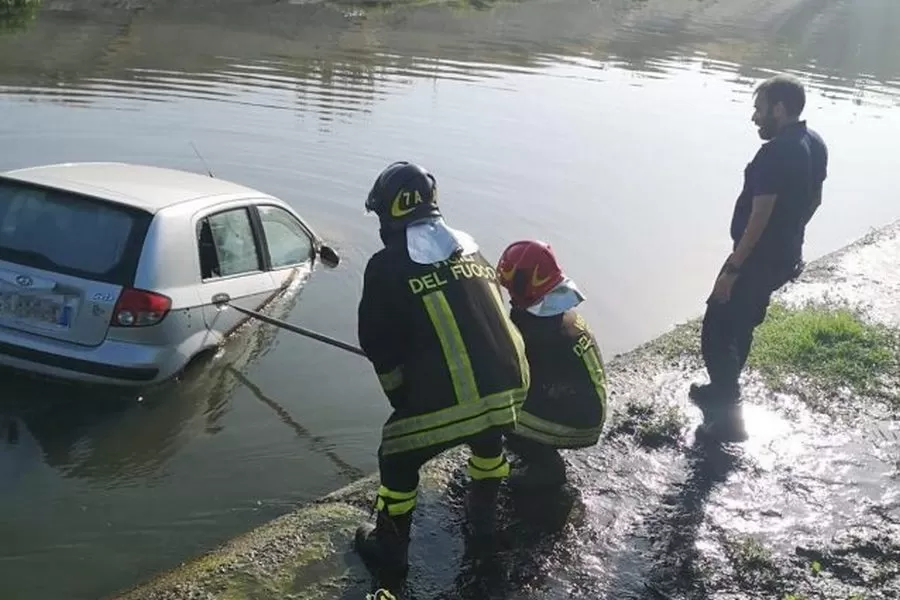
1, 1, 900, 599
3, 0, 900, 116
0, 275, 282, 488
0, 1, 40, 35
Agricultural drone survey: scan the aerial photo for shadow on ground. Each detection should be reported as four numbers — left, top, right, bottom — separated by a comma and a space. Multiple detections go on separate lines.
109, 222, 900, 600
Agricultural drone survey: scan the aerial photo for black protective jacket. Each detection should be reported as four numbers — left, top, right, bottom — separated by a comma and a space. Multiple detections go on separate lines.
509, 308, 607, 448
358, 241, 530, 456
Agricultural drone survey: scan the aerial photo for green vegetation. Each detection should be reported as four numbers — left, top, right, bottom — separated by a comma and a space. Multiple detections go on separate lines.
656, 317, 702, 361
729, 536, 774, 570
0, 0, 40, 34
610, 397, 687, 448
720, 537, 878, 600
724, 535, 781, 591
811, 559, 822, 575
657, 301, 899, 407
747, 301, 899, 401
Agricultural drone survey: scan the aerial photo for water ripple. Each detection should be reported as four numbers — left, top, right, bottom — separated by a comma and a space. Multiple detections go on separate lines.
1, 2, 899, 600
0, 0, 898, 114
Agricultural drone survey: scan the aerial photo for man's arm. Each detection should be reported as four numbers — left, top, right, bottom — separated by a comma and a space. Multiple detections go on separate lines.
729, 194, 777, 268
727, 143, 783, 269
803, 187, 822, 227
357, 254, 407, 406
805, 135, 828, 225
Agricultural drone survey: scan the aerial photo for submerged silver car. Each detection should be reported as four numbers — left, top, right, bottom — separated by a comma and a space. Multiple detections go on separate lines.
0, 162, 340, 387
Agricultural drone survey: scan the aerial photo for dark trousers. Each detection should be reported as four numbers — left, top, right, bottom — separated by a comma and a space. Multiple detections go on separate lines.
700, 262, 795, 391
503, 432, 567, 488
378, 427, 504, 494
700, 264, 801, 390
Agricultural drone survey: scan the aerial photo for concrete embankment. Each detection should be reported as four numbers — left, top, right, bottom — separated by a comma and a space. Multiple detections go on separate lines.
110, 220, 900, 600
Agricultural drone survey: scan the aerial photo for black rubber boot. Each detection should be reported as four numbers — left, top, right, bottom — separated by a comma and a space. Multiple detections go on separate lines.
507, 457, 566, 491
689, 381, 740, 412
464, 478, 502, 538
355, 510, 412, 580
696, 401, 748, 443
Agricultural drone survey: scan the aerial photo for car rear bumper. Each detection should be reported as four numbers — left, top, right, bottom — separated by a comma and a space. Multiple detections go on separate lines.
0, 328, 186, 387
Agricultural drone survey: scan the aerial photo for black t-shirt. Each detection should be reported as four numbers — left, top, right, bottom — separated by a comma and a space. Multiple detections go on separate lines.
730, 121, 828, 268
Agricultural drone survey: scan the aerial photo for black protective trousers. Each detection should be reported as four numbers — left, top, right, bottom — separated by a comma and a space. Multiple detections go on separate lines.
700, 261, 797, 392
504, 432, 565, 474
377, 427, 505, 496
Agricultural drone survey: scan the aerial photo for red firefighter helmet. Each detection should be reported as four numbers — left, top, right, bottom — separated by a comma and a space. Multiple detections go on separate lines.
496, 240, 565, 308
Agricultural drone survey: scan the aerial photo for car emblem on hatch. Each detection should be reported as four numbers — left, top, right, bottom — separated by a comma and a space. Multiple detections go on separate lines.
15, 275, 33, 287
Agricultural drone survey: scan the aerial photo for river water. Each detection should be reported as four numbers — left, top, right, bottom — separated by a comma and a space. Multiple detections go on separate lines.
0, 1, 898, 599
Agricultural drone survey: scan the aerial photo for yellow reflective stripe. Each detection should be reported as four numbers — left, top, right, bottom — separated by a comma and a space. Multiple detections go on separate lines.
515, 410, 602, 447
377, 366, 403, 392
581, 343, 608, 419
467, 454, 510, 480
487, 283, 530, 391
374, 486, 418, 516
518, 410, 601, 438
382, 408, 514, 455
382, 388, 523, 440
423, 291, 480, 404
375, 496, 417, 516
378, 280, 531, 456
469, 455, 504, 471
381, 392, 520, 456
514, 422, 599, 447
376, 486, 417, 501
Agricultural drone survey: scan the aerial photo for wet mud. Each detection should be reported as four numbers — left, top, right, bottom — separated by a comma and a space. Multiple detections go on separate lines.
109, 219, 900, 600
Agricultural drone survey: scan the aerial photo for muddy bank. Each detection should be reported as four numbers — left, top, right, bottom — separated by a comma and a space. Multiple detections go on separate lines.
108, 219, 900, 600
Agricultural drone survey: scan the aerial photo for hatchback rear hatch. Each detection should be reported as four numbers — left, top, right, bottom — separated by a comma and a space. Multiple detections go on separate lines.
0, 177, 152, 347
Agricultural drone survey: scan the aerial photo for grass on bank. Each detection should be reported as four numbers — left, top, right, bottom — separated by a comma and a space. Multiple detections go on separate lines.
659, 301, 899, 404
0, 0, 40, 34
747, 302, 899, 401
609, 398, 687, 449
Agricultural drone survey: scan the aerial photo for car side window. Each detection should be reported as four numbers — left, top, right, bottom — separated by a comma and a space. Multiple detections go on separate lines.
257, 205, 314, 269
197, 208, 261, 280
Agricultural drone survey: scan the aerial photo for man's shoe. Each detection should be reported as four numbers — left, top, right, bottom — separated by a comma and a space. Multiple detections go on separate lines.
689, 382, 740, 410
355, 510, 412, 580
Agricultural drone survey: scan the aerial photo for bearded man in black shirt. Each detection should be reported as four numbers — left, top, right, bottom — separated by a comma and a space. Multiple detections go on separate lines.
690, 74, 829, 439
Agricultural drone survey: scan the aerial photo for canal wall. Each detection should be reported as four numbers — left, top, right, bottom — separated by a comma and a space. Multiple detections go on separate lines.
109, 218, 900, 600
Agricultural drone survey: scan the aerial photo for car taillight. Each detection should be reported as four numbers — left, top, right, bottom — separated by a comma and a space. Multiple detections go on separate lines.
112, 288, 172, 327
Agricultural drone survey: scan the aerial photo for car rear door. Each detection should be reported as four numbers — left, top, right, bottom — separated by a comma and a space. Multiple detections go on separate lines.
194, 204, 277, 340
0, 178, 152, 347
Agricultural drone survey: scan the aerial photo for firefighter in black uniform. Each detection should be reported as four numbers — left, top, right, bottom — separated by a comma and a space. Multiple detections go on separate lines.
355, 161, 531, 580
496, 240, 608, 489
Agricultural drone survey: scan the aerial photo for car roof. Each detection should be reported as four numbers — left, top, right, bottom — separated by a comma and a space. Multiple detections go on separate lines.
0, 162, 271, 213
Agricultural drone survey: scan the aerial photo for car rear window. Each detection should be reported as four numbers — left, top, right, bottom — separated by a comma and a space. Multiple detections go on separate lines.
0, 178, 152, 286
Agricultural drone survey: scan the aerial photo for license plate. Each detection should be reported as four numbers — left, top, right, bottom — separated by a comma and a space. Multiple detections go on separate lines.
0, 292, 72, 327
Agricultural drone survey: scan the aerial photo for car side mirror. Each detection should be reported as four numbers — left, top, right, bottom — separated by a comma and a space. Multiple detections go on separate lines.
318, 244, 340, 268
